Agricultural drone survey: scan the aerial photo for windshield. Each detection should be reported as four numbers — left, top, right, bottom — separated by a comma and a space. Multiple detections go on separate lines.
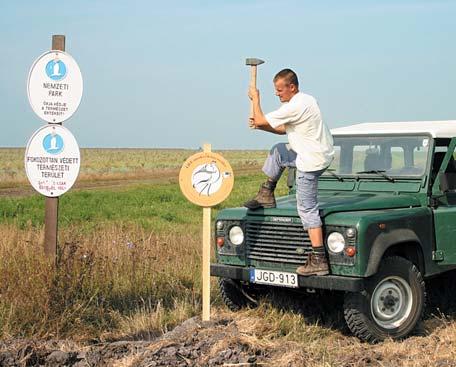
323, 135, 430, 177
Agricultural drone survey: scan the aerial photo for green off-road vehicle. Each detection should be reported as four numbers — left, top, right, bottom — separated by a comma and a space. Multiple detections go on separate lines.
211, 121, 456, 342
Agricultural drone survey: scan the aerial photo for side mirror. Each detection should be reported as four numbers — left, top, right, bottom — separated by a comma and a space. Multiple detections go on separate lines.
287, 168, 296, 189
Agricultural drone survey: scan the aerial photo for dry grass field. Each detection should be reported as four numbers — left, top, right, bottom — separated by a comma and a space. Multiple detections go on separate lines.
0, 147, 266, 189
1, 148, 456, 366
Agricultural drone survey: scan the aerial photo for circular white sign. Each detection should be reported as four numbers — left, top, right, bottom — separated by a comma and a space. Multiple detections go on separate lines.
27, 50, 83, 123
192, 162, 225, 196
24, 125, 81, 197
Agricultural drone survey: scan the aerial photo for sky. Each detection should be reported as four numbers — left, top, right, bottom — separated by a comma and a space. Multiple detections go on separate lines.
1, 0, 455, 149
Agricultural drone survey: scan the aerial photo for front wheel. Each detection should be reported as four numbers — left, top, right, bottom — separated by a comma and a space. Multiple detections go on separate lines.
219, 278, 259, 311
344, 256, 425, 343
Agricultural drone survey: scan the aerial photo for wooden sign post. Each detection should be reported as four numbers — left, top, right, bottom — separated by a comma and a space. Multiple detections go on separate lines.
45, 35, 65, 258
179, 144, 234, 321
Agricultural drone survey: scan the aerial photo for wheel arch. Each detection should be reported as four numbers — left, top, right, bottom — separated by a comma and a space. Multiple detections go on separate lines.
365, 229, 425, 277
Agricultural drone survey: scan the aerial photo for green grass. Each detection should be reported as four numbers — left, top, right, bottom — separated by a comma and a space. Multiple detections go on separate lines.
0, 174, 278, 233
0, 172, 289, 232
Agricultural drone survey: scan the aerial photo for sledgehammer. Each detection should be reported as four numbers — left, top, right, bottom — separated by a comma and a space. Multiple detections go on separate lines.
245, 58, 265, 122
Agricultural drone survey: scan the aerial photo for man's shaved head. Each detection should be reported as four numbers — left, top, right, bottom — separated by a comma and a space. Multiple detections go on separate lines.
273, 69, 299, 87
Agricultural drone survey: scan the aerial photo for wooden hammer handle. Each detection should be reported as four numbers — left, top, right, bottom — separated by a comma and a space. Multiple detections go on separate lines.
249, 65, 257, 120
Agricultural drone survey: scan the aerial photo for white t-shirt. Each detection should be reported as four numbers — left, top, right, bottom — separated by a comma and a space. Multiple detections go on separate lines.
265, 92, 334, 172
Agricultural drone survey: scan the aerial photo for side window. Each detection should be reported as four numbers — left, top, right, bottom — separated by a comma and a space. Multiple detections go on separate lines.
433, 146, 449, 176
431, 141, 456, 191
436, 145, 456, 197
431, 146, 448, 188
446, 146, 456, 173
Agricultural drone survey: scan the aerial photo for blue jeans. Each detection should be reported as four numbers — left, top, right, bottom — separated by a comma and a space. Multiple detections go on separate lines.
262, 143, 326, 230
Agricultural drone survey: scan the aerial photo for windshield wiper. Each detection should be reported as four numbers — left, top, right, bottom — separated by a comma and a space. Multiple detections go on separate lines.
323, 169, 344, 181
356, 170, 395, 182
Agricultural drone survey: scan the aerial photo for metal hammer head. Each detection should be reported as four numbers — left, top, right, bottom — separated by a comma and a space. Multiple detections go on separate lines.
245, 58, 264, 66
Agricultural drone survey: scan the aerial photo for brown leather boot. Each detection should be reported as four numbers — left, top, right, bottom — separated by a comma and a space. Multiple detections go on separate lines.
244, 181, 276, 209
296, 253, 329, 276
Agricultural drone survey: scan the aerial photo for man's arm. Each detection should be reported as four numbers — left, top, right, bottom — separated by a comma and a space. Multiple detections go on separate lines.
248, 88, 286, 135
250, 118, 286, 135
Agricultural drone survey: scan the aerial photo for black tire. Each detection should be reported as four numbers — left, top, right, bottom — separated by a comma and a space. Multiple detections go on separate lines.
219, 278, 258, 311
344, 256, 425, 343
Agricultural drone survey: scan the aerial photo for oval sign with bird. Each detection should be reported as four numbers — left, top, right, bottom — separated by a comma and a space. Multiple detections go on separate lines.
179, 151, 234, 207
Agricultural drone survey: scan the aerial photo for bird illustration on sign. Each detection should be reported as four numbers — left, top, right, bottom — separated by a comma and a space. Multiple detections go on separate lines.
192, 161, 231, 196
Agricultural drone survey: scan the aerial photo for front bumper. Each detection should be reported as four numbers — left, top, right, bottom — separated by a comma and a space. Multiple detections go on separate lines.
210, 263, 365, 292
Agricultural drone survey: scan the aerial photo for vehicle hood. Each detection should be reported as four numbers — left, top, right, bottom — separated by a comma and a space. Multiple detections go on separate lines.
218, 192, 421, 219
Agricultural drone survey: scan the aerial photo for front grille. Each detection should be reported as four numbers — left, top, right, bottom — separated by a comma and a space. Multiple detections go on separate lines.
246, 221, 312, 265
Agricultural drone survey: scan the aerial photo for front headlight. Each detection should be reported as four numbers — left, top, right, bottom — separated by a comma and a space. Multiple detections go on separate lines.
327, 232, 345, 253
229, 225, 244, 245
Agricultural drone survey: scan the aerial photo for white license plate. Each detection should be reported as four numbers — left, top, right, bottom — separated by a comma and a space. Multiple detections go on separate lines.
249, 269, 298, 288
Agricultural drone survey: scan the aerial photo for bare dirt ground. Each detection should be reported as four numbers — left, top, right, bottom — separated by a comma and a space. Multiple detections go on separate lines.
0, 316, 267, 367
1, 312, 456, 367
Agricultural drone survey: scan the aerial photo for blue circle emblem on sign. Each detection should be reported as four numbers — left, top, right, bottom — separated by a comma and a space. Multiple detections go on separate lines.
42, 133, 64, 154
45, 59, 67, 81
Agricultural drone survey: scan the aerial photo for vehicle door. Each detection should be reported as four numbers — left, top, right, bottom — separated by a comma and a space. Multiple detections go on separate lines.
431, 138, 456, 265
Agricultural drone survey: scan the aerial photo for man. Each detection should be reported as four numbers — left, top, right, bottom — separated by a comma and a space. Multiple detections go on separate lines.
245, 69, 334, 276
